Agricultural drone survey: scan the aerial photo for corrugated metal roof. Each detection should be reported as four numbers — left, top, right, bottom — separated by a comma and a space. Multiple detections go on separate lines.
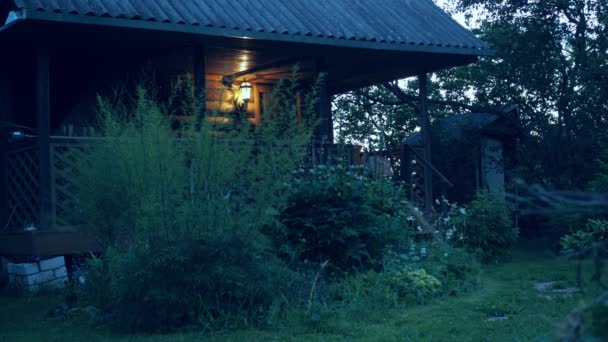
11, 0, 490, 54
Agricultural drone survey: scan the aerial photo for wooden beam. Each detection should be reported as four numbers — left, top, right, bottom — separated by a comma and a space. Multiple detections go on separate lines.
194, 45, 206, 129
220, 57, 312, 86
418, 73, 433, 214
36, 48, 52, 230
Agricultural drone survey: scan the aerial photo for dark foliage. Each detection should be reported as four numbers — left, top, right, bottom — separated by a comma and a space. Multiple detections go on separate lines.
272, 165, 407, 274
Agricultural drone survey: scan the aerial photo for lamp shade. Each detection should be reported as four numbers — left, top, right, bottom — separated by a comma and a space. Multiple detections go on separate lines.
240, 80, 252, 102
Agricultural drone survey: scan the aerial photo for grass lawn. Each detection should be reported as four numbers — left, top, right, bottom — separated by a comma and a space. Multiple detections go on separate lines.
0, 243, 601, 342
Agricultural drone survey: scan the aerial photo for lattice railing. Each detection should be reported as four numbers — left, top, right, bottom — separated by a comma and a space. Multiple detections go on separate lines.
6, 144, 40, 230
50, 140, 89, 228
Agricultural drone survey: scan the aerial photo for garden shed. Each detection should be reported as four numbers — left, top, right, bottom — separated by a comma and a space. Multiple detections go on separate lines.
0, 0, 490, 249
403, 107, 521, 204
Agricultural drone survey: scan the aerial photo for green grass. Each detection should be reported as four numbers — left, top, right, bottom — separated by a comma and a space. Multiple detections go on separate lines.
0, 245, 602, 342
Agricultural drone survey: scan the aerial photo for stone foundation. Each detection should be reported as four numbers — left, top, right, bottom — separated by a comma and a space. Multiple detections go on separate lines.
7, 256, 68, 290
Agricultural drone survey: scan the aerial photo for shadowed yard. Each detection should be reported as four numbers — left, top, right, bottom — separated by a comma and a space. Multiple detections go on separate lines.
0, 245, 598, 342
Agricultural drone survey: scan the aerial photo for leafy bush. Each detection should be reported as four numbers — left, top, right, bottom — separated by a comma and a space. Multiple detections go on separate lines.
81, 236, 289, 332
272, 164, 408, 274
74, 73, 318, 332
561, 219, 608, 251
588, 147, 608, 192
450, 191, 518, 262
330, 265, 442, 309
415, 243, 481, 296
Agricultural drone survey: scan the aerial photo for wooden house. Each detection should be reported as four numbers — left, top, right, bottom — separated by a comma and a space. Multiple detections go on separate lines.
0, 0, 491, 241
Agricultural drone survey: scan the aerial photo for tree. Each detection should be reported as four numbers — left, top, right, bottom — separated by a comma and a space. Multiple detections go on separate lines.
334, 0, 608, 191
439, 0, 608, 189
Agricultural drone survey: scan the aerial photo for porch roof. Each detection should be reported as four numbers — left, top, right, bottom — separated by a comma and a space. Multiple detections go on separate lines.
8, 0, 491, 56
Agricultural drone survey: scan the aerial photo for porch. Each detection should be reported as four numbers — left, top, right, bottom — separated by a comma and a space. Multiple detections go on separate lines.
3, 133, 359, 232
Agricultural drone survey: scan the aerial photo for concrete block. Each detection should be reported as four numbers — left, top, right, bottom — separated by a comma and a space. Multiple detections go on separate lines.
39, 256, 65, 271
21, 270, 55, 286
53, 266, 68, 279
7, 262, 39, 276
46, 276, 68, 288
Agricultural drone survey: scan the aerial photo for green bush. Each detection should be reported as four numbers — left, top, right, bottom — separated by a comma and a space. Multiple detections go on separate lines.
74, 73, 318, 332
560, 219, 608, 251
81, 236, 289, 332
450, 191, 519, 262
272, 165, 408, 274
330, 265, 442, 309
416, 243, 481, 296
588, 147, 608, 192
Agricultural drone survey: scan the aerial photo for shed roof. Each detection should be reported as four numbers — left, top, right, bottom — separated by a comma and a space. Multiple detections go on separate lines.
9, 0, 491, 55
405, 113, 507, 145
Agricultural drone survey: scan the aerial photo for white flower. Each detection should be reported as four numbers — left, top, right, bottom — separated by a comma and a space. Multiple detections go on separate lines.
417, 226, 422, 232
443, 217, 450, 223
435, 199, 440, 205
459, 208, 467, 215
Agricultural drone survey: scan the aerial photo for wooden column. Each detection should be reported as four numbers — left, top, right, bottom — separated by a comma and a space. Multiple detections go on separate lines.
318, 76, 333, 143
314, 58, 333, 143
194, 46, 206, 129
0, 64, 11, 229
418, 74, 433, 213
37, 48, 52, 230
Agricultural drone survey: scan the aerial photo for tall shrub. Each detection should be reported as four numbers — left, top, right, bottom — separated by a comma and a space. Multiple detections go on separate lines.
451, 191, 519, 262
74, 72, 318, 332
272, 165, 407, 274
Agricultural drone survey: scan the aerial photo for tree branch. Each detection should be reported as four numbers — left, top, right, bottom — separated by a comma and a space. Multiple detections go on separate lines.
381, 82, 490, 113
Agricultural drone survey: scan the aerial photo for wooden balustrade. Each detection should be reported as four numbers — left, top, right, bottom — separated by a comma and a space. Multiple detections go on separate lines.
3, 135, 359, 231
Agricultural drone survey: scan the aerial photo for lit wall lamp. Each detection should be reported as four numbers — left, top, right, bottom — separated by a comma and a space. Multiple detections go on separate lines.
240, 80, 252, 103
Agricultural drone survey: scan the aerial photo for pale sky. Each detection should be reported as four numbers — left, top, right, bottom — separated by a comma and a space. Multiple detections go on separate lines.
435, 0, 468, 27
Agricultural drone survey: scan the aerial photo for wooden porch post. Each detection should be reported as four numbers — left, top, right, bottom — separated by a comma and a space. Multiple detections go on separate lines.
418, 73, 433, 213
315, 58, 333, 143
194, 45, 206, 130
37, 48, 52, 230
319, 76, 333, 143
0, 64, 11, 229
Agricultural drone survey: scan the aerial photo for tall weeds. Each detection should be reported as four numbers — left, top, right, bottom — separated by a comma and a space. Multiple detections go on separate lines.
74, 71, 318, 332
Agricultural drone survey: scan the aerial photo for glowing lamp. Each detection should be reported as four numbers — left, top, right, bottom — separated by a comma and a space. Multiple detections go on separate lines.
240, 80, 252, 103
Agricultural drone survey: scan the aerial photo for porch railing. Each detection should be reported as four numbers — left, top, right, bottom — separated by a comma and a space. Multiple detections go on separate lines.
5, 143, 40, 230
4, 137, 359, 231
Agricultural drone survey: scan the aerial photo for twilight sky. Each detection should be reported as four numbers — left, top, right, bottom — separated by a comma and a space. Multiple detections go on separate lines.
435, 0, 468, 27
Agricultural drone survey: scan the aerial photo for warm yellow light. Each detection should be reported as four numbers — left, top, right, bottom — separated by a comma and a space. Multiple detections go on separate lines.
240, 80, 252, 102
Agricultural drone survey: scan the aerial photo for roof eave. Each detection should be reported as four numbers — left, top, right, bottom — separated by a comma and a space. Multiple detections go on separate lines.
18, 10, 494, 57
0, 9, 26, 34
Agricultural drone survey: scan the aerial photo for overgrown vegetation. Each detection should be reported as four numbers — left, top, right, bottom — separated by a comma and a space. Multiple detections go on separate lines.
449, 191, 519, 262
73, 73, 318, 332
270, 164, 407, 274
3, 248, 602, 341
60, 73, 500, 334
